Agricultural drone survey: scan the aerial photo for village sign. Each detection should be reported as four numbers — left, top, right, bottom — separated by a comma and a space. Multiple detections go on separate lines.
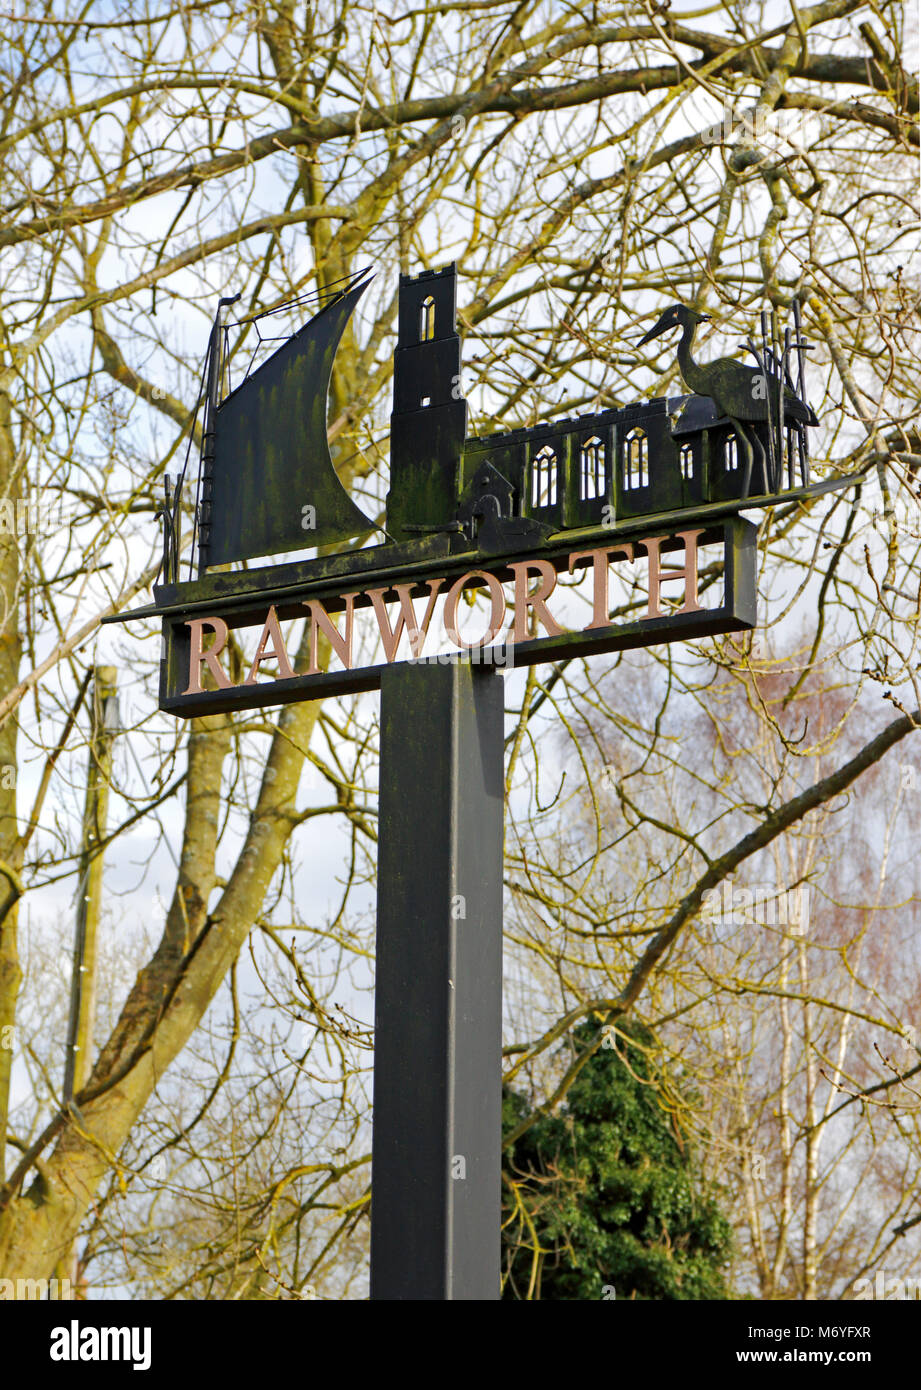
107, 264, 862, 1300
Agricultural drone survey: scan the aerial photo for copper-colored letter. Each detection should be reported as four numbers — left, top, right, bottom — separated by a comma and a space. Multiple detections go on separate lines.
244, 605, 295, 685
366, 578, 444, 661
507, 560, 564, 643
183, 616, 233, 695
304, 595, 355, 673
443, 570, 506, 649
641, 529, 705, 619
569, 545, 634, 629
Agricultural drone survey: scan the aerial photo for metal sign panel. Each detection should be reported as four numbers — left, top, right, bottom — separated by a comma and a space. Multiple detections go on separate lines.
153, 518, 757, 717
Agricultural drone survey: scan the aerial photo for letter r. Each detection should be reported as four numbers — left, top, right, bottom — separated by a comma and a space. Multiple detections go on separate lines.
183, 617, 233, 694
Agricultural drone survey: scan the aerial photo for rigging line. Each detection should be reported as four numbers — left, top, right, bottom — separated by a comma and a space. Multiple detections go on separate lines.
229, 267, 375, 387
181, 338, 213, 581
233, 266, 373, 328
232, 267, 375, 386
173, 341, 210, 505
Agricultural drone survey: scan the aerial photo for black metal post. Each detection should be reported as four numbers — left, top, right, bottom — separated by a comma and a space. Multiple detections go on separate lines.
371, 659, 505, 1300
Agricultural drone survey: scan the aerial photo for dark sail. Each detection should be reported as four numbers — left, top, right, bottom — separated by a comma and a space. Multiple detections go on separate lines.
202, 274, 376, 567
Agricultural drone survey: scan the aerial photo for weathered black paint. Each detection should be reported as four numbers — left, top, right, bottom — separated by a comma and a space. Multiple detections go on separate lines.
203, 275, 376, 565
370, 661, 504, 1300
387, 264, 468, 542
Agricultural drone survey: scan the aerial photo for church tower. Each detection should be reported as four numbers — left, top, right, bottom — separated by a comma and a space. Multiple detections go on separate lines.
386, 264, 467, 540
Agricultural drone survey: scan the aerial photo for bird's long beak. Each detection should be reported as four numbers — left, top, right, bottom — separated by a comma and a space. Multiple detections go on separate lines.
637, 317, 673, 349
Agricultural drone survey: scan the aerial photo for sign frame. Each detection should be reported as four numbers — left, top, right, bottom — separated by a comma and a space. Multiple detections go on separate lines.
155, 516, 757, 717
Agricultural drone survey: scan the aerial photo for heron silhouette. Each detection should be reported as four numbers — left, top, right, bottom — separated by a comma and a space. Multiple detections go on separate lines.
638, 304, 817, 496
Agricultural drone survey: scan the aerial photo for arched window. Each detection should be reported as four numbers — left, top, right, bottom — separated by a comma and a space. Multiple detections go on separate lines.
724, 435, 738, 471
679, 442, 694, 480
623, 427, 647, 490
420, 295, 436, 341
531, 445, 558, 509
580, 436, 604, 500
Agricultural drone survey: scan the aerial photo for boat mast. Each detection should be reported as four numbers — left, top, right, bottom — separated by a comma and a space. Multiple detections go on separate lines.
194, 292, 240, 578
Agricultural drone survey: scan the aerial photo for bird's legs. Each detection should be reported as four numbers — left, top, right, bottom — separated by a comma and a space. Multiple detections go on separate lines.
751, 427, 768, 493
728, 418, 755, 498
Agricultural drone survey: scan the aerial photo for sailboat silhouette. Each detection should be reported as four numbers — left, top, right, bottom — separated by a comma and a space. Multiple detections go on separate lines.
200, 271, 376, 568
